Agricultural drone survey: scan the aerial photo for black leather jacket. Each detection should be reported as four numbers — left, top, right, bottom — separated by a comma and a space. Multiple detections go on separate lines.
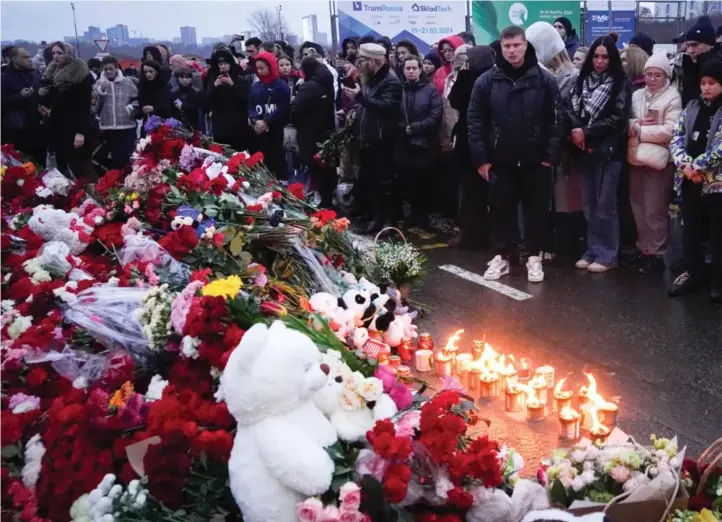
467, 46, 563, 169
356, 64, 402, 149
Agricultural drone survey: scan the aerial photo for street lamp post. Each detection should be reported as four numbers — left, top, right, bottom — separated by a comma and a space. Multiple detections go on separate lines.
277, 5, 284, 41
71, 2, 80, 57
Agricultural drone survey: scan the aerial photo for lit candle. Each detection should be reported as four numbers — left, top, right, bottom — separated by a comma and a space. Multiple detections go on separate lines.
388, 355, 401, 369
526, 396, 545, 422
397, 337, 414, 364
518, 357, 532, 380
505, 384, 525, 412
478, 370, 500, 400
590, 424, 611, 444
535, 365, 555, 389
553, 377, 574, 414
418, 332, 434, 351
529, 375, 548, 405
597, 402, 619, 430
468, 367, 482, 394
472, 340, 484, 360
455, 353, 473, 387
415, 349, 433, 373
558, 406, 581, 441
435, 353, 453, 378
396, 365, 411, 387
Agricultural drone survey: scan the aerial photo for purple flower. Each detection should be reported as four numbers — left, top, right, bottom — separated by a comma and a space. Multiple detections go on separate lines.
164, 117, 181, 129
143, 115, 163, 133
179, 144, 199, 172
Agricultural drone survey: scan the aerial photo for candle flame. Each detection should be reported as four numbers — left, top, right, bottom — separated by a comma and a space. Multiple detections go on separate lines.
580, 373, 616, 409
559, 406, 579, 421
554, 377, 570, 396
529, 374, 546, 389
444, 329, 464, 352
588, 406, 610, 436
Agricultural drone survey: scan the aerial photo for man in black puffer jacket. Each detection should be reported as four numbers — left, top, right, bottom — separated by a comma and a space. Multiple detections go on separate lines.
468, 26, 563, 284
344, 42, 402, 234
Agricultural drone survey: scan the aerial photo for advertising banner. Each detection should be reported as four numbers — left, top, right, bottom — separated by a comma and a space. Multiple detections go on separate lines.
585, 1, 637, 47
471, 1, 580, 45
337, 1, 466, 54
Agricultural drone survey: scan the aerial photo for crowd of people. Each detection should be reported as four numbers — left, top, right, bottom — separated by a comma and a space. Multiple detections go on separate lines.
1, 14, 721, 303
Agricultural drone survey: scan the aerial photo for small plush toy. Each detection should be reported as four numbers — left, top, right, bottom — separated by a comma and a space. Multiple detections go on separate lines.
337, 288, 372, 326
313, 351, 397, 442
28, 205, 93, 255
382, 313, 418, 348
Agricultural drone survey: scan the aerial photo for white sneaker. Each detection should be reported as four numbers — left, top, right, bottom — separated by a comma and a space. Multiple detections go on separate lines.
587, 262, 615, 273
575, 258, 591, 269
526, 255, 544, 282
484, 255, 510, 280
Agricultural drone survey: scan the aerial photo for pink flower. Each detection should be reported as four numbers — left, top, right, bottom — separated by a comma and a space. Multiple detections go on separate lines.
610, 465, 631, 484
396, 410, 420, 438
296, 498, 324, 522
339, 482, 361, 512
374, 364, 396, 393
144, 264, 160, 286
355, 448, 388, 483
389, 382, 413, 409
339, 510, 364, 522
170, 281, 204, 334
321, 505, 340, 522
536, 467, 548, 486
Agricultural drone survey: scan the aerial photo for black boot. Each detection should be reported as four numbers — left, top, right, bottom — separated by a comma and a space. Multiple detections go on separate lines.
711, 275, 722, 303
668, 272, 698, 297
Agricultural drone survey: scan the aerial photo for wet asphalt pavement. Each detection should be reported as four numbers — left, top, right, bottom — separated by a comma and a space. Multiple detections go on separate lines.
401, 228, 722, 464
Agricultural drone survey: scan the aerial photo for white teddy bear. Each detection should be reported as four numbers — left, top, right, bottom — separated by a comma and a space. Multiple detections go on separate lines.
27, 205, 93, 255
220, 321, 337, 522
313, 351, 398, 442
383, 313, 418, 348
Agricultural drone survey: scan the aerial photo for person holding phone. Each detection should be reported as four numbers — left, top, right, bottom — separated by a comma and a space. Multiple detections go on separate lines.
204, 47, 250, 151
627, 52, 682, 274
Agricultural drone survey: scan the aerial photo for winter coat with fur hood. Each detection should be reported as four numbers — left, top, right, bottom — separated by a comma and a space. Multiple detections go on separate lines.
40, 54, 95, 141
95, 69, 138, 130
628, 82, 682, 170
432, 35, 464, 94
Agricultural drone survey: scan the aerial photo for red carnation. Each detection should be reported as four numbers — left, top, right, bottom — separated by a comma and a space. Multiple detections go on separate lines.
159, 225, 198, 259
95, 169, 122, 195
191, 429, 233, 461
94, 222, 125, 248
226, 153, 249, 174
208, 143, 224, 153
287, 182, 305, 199
246, 151, 264, 168
26, 367, 48, 389
447, 487, 474, 510
223, 324, 245, 349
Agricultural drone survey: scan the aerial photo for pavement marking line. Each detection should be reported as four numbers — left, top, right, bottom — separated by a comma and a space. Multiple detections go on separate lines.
419, 243, 450, 250
438, 264, 534, 301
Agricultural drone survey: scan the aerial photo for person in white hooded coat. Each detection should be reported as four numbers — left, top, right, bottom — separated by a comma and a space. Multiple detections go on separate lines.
627, 52, 682, 272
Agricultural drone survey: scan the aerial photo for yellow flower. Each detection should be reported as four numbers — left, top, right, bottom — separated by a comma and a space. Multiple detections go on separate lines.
201, 275, 243, 299
693, 509, 720, 522
131, 192, 139, 200
109, 381, 135, 408
0, 166, 7, 178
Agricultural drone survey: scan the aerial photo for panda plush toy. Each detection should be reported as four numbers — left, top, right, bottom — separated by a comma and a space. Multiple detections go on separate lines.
337, 289, 371, 327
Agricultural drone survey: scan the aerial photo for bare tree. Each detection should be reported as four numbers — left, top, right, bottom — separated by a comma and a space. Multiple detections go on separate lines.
248, 8, 290, 42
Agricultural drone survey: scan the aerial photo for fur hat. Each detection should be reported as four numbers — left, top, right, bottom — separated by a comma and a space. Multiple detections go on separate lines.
526, 21, 566, 64
644, 51, 672, 78
685, 16, 716, 46
359, 43, 386, 60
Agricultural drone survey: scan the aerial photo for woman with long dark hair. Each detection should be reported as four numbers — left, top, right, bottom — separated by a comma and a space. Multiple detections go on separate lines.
565, 36, 631, 273
204, 47, 250, 151
136, 60, 172, 129
38, 41, 95, 179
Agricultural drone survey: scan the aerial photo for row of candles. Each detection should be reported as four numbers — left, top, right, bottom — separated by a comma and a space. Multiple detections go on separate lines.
411, 330, 619, 443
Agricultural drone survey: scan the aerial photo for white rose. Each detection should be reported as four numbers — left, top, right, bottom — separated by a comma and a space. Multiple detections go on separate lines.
344, 372, 364, 393
581, 470, 596, 485
341, 389, 363, 411
571, 449, 586, 463
8, 315, 32, 339
358, 377, 383, 401
571, 475, 586, 492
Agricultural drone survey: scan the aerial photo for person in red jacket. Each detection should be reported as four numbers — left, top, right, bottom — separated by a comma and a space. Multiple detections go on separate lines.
433, 35, 464, 94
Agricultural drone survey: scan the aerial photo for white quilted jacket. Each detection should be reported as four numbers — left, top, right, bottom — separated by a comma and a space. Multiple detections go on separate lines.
627, 82, 682, 170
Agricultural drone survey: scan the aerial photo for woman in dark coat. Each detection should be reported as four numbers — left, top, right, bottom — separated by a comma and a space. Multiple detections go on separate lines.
249, 51, 290, 179
137, 60, 172, 129
170, 66, 203, 130
394, 55, 443, 228
291, 57, 336, 207
38, 41, 95, 179
447, 45, 496, 248
204, 47, 250, 152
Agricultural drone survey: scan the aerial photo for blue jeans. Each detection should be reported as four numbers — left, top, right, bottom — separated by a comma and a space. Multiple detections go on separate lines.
580, 157, 621, 266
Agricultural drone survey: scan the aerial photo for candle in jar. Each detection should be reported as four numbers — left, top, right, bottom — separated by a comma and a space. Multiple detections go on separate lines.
415, 349, 433, 372
535, 365, 555, 389
455, 354, 472, 387
505, 384, 525, 412
553, 390, 574, 414
478, 370, 500, 400
590, 424, 611, 444
526, 396, 545, 422
396, 365, 411, 387
418, 332, 434, 351
518, 357, 532, 380
529, 375, 548, 405
558, 407, 581, 441
499, 367, 518, 391
468, 367, 482, 393
388, 355, 401, 369
597, 402, 619, 429
435, 353, 453, 378
398, 337, 414, 363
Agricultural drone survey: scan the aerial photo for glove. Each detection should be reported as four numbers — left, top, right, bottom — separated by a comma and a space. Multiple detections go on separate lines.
174, 99, 183, 109
125, 104, 135, 115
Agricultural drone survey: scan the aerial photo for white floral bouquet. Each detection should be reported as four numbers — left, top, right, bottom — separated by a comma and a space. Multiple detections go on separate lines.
539, 434, 685, 508
365, 242, 427, 288
137, 284, 174, 352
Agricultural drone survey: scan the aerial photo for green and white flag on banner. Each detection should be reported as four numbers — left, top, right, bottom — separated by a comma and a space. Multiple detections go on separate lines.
472, 1, 580, 45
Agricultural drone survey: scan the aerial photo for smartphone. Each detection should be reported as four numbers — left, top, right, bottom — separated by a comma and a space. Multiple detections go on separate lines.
645, 109, 659, 122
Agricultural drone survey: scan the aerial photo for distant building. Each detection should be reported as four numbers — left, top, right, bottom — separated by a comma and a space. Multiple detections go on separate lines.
180, 26, 197, 46
317, 32, 329, 47
301, 15, 318, 44
286, 34, 300, 47
83, 25, 104, 43
654, 0, 722, 20
128, 37, 152, 46
106, 24, 129, 45
202, 36, 226, 45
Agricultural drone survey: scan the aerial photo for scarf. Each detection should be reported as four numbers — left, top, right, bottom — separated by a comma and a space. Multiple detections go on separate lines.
572, 71, 614, 125
43, 57, 89, 91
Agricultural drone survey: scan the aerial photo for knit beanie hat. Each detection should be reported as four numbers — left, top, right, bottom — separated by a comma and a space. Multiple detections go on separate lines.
644, 51, 672, 78
526, 21, 565, 64
685, 17, 716, 46
700, 59, 722, 85
554, 16, 573, 37
359, 43, 386, 60
423, 51, 441, 69
629, 32, 655, 56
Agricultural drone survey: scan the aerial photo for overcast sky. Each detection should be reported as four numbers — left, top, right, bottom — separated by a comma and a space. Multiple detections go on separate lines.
1, 0, 333, 42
